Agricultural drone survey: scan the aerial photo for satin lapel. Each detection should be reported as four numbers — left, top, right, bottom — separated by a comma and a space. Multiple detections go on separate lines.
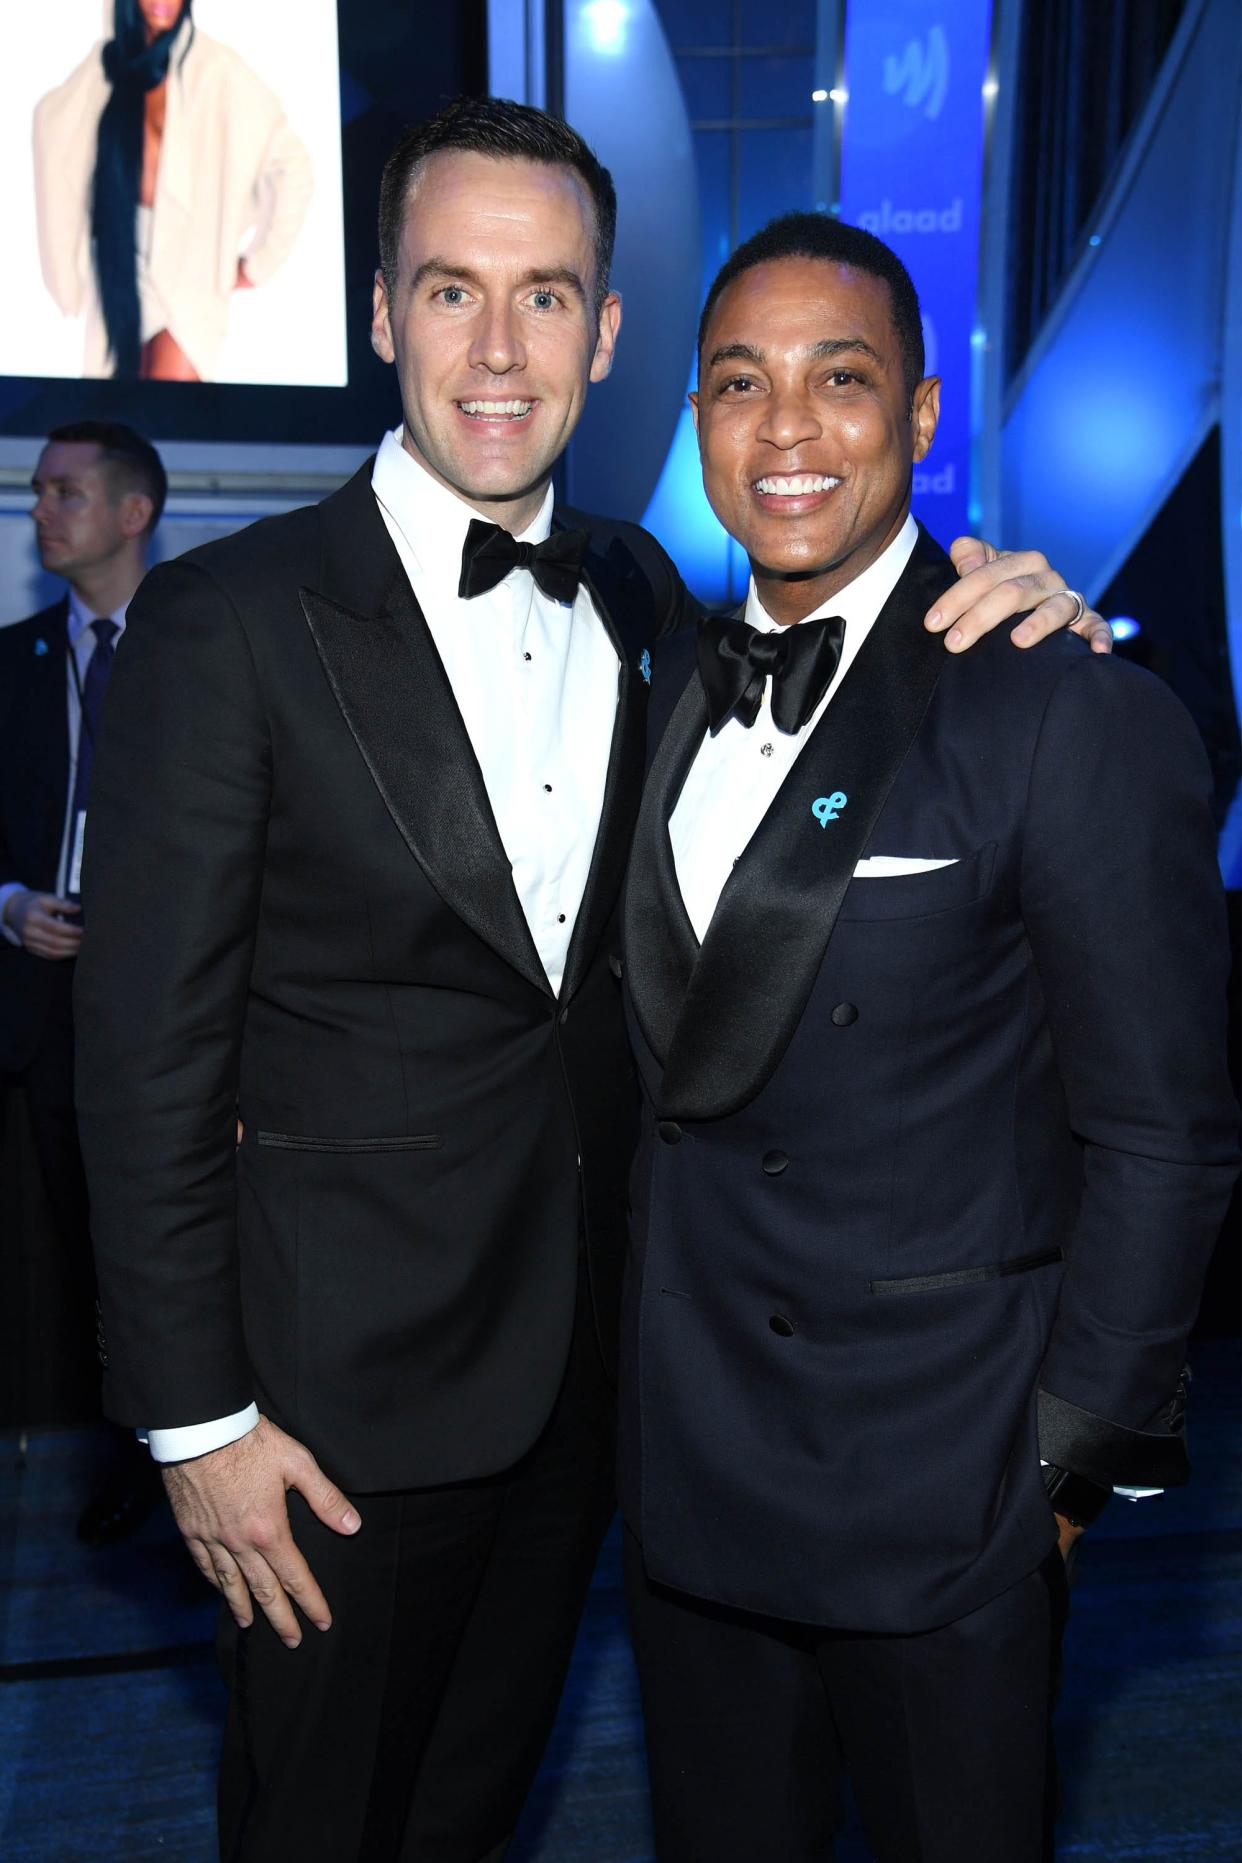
559, 540, 647, 1002
301, 471, 551, 998
622, 656, 708, 1067
659, 529, 955, 1121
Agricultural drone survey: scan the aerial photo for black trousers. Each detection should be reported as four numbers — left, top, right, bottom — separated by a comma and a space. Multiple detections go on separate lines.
0, 962, 99, 1424
217, 1259, 616, 1863
625, 1527, 1068, 1863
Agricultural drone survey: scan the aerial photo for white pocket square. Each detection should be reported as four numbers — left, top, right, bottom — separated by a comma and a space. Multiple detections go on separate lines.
852, 856, 960, 878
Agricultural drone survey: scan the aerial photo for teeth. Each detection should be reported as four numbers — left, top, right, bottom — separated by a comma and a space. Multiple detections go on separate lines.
459, 399, 533, 417
754, 475, 841, 496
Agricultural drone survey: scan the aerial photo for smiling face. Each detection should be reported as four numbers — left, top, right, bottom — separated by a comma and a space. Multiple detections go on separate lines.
370, 150, 621, 532
691, 256, 939, 623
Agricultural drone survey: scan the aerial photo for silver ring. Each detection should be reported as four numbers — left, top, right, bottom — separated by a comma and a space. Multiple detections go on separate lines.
1063, 589, 1086, 626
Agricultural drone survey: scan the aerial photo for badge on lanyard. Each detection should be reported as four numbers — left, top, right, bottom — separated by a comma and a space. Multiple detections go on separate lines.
68, 809, 87, 897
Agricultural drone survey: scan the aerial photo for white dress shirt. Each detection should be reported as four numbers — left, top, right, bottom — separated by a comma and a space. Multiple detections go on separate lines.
671, 516, 918, 944
372, 428, 619, 994
145, 431, 620, 1463
0, 590, 129, 944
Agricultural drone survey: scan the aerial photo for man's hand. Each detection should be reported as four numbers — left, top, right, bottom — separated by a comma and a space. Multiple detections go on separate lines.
1055, 1512, 1087, 1564
925, 538, 1113, 656
3, 890, 83, 959
161, 1415, 361, 1648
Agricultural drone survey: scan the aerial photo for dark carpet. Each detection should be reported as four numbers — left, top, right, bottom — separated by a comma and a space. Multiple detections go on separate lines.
1, 1341, 1237, 1860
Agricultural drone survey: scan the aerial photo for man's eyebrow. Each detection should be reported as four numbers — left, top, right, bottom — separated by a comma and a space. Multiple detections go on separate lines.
808, 336, 883, 364
706, 343, 765, 369
409, 259, 587, 301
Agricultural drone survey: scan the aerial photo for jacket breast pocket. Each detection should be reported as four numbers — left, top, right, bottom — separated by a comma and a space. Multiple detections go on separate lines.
255, 1132, 441, 1154
838, 841, 996, 923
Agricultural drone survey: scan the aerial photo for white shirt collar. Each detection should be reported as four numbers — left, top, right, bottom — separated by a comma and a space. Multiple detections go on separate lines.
743, 512, 919, 637
65, 587, 130, 644
371, 427, 555, 590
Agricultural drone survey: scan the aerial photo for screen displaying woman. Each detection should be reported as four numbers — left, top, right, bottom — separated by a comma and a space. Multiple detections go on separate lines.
33, 0, 315, 381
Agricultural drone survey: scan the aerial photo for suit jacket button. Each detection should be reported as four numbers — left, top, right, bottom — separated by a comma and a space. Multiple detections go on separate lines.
658, 1121, 682, 1145
831, 1002, 859, 1026
762, 1150, 789, 1175
769, 1314, 795, 1337
559, 1007, 569, 1025
608, 953, 623, 980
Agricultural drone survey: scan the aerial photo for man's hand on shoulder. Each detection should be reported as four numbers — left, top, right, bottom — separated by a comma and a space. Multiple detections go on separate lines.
925, 537, 1113, 656
1055, 1513, 1088, 1564
162, 1415, 361, 1647
2, 889, 82, 959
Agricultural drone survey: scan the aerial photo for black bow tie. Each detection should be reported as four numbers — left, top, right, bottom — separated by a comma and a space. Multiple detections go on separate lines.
697, 611, 847, 735
459, 518, 589, 606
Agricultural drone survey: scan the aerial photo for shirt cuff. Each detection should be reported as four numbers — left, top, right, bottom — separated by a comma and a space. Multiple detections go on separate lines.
140, 1403, 260, 1463
0, 883, 28, 946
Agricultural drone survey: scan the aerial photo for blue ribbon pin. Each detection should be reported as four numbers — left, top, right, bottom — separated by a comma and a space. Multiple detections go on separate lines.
812, 792, 847, 827
638, 649, 651, 685
34, 638, 48, 657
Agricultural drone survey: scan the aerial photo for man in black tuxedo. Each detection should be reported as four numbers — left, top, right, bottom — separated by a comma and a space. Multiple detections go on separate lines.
75, 101, 1106, 1863
0, 421, 166, 1538
620, 215, 1239, 1861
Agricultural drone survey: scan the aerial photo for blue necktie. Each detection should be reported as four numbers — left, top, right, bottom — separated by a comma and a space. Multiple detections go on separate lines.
67, 618, 118, 892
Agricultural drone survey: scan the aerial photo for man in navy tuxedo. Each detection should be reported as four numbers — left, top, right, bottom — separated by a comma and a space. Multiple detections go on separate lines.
620, 214, 1238, 1861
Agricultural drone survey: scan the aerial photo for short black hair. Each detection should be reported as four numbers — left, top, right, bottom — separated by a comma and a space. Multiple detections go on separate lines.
378, 96, 617, 313
697, 212, 925, 398
46, 421, 167, 532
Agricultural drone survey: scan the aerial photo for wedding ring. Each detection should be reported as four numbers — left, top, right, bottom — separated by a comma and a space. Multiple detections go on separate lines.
1063, 589, 1086, 626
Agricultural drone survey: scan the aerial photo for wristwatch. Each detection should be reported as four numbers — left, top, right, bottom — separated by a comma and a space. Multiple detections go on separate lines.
1042, 1463, 1111, 1528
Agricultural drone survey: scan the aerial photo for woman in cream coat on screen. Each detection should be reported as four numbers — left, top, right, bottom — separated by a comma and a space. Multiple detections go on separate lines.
33, 0, 312, 381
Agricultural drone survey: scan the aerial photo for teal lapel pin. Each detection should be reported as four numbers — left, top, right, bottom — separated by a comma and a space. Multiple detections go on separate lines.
639, 648, 651, 685
812, 792, 847, 826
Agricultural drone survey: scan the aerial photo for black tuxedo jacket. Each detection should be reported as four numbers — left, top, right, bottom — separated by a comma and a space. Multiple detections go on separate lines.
0, 600, 72, 1073
619, 527, 1238, 1635
74, 462, 693, 1491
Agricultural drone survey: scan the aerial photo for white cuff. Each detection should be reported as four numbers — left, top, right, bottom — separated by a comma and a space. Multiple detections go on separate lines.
0, 883, 29, 946
141, 1403, 260, 1463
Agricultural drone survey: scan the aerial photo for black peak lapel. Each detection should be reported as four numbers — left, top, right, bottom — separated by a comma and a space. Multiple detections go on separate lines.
559, 541, 648, 1002
302, 473, 552, 999
657, 528, 955, 1121
623, 657, 709, 1068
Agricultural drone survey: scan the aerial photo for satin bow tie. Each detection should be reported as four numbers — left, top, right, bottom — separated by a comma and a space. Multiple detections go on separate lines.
697, 611, 847, 735
458, 518, 589, 606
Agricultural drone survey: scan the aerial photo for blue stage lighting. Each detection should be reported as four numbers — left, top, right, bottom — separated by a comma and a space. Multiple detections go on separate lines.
1108, 616, 1141, 642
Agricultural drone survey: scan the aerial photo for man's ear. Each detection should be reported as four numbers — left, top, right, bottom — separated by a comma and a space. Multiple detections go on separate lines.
911, 376, 940, 463
589, 291, 622, 383
119, 492, 153, 541
371, 268, 396, 364
688, 390, 699, 438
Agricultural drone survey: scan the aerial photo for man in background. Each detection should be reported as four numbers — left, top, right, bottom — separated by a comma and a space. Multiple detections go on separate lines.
0, 420, 167, 1542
